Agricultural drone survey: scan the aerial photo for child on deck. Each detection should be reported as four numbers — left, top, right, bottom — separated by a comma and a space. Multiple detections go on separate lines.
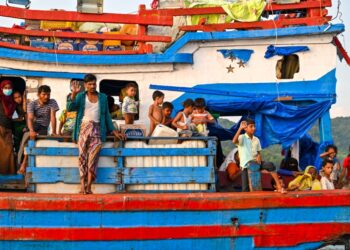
320, 159, 335, 190
161, 102, 174, 128
148, 91, 164, 135
232, 119, 286, 193
191, 98, 215, 135
320, 145, 341, 187
172, 99, 195, 137
340, 146, 350, 188
122, 83, 138, 124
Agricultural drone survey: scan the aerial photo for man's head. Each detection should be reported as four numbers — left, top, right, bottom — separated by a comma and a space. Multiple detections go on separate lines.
194, 98, 206, 113
162, 102, 173, 118
84, 74, 97, 94
152, 90, 164, 105
13, 91, 23, 105
244, 118, 256, 136
322, 158, 334, 176
125, 82, 137, 98
37, 85, 51, 104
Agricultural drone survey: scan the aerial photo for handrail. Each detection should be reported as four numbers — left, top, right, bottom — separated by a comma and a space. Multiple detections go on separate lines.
0, 5, 173, 26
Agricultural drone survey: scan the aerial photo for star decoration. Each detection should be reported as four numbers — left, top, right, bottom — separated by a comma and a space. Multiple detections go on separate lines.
228, 55, 236, 62
237, 60, 245, 68
226, 64, 234, 73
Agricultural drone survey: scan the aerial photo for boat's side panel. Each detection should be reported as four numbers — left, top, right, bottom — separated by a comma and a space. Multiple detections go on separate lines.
1, 192, 350, 249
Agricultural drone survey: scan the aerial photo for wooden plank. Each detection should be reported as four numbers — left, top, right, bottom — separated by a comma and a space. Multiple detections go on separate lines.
123, 167, 214, 184
0, 5, 173, 26
0, 174, 23, 184
139, 0, 332, 16
28, 167, 117, 184
180, 17, 330, 32
0, 27, 172, 42
26, 147, 213, 157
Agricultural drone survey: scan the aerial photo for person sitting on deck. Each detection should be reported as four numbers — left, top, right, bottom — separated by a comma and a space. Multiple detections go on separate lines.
340, 146, 350, 188
190, 98, 215, 136
288, 166, 321, 191
319, 145, 341, 188
148, 90, 165, 136
121, 82, 138, 125
320, 159, 335, 190
67, 74, 126, 195
172, 98, 195, 137
17, 85, 59, 174
277, 148, 303, 177
0, 80, 17, 175
232, 119, 286, 193
161, 101, 174, 128
219, 148, 241, 182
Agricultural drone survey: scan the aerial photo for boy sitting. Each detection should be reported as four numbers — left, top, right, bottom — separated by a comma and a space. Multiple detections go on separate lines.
232, 119, 286, 193
191, 98, 215, 136
161, 101, 174, 128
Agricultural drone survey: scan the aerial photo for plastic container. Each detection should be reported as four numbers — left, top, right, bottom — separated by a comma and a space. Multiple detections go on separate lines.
54, 38, 79, 51
30, 40, 54, 50
149, 124, 178, 145
40, 21, 77, 31
78, 39, 103, 51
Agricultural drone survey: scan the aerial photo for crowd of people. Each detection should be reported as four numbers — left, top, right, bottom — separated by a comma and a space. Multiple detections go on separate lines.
1, 74, 350, 194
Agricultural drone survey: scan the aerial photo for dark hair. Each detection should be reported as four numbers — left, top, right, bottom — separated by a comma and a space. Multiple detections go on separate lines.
152, 90, 164, 101
194, 98, 206, 108
13, 90, 22, 96
182, 98, 194, 108
125, 82, 137, 90
38, 85, 51, 94
322, 158, 334, 167
245, 118, 255, 125
107, 95, 115, 111
162, 102, 173, 110
84, 74, 97, 83
325, 145, 338, 154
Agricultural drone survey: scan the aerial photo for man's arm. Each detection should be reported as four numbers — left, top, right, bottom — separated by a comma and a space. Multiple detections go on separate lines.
50, 110, 57, 135
27, 113, 37, 140
67, 82, 81, 112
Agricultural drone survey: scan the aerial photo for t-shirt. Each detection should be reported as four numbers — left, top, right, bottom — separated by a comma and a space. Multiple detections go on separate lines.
27, 99, 59, 131
122, 96, 138, 114
235, 133, 262, 169
343, 156, 350, 179
320, 176, 335, 190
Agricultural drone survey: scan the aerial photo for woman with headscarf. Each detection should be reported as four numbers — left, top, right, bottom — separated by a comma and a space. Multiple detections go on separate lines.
0, 80, 17, 174
288, 166, 321, 191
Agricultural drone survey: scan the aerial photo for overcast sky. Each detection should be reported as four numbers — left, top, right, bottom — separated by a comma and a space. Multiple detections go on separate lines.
0, 0, 348, 118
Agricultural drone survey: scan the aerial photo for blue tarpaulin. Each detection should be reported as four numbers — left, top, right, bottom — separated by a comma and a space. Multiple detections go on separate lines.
264, 45, 310, 59
217, 49, 254, 63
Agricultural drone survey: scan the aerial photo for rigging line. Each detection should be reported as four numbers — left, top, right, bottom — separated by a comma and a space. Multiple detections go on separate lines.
52, 31, 59, 67
267, 0, 278, 46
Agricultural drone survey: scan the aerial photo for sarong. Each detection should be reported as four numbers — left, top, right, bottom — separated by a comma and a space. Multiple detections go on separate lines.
0, 125, 16, 175
78, 121, 102, 181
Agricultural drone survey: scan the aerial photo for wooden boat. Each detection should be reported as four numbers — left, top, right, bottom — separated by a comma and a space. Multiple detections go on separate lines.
0, 0, 349, 249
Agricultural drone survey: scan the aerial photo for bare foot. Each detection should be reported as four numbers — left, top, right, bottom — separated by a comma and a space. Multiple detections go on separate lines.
276, 188, 287, 194
79, 189, 86, 195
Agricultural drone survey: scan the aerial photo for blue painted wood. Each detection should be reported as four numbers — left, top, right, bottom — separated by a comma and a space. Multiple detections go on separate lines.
122, 167, 214, 184
0, 238, 235, 250
0, 68, 85, 79
2, 207, 350, 227
319, 111, 333, 144
26, 147, 214, 157
28, 167, 214, 184
27, 140, 36, 192
248, 162, 262, 191
0, 174, 24, 183
0, 47, 193, 65
207, 139, 216, 191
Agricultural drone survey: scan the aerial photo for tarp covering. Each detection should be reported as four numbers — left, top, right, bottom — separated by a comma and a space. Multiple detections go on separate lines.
217, 49, 254, 63
264, 45, 310, 59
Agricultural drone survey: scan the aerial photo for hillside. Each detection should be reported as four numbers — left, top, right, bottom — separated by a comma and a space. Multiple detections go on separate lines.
218, 116, 350, 166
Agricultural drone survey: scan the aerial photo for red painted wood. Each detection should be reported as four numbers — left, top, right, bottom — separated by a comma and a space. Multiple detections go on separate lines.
179, 17, 330, 32
0, 5, 173, 26
0, 41, 143, 55
139, 0, 332, 16
0, 223, 349, 246
0, 27, 171, 43
333, 37, 350, 66
1, 191, 350, 211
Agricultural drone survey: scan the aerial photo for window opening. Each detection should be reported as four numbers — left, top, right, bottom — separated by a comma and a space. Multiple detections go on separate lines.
276, 54, 300, 79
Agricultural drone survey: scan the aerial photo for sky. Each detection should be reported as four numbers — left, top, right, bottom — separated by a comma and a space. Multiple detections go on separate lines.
0, 0, 349, 118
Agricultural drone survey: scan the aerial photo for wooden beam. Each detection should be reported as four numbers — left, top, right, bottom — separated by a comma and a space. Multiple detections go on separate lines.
0, 5, 173, 26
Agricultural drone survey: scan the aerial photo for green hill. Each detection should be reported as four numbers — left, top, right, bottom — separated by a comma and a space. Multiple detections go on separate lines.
218, 116, 350, 166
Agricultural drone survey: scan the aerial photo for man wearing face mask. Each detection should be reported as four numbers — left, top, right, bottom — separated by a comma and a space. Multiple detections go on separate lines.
0, 80, 17, 174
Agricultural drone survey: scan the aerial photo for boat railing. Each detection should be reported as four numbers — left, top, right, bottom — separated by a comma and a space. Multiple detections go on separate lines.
24, 136, 217, 193
0, 0, 332, 55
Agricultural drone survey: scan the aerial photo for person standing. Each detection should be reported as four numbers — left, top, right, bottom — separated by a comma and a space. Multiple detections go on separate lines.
0, 80, 17, 174
67, 74, 125, 194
